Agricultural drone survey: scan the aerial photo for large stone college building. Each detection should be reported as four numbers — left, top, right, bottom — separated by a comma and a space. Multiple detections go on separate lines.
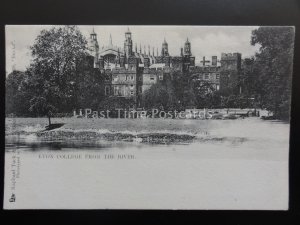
87, 28, 243, 107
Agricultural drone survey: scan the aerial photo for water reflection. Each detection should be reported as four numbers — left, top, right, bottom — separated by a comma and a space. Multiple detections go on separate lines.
5, 117, 290, 152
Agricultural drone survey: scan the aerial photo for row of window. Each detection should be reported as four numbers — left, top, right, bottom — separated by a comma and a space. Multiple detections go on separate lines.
198, 73, 220, 80
105, 85, 145, 96
113, 75, 135, 82
114, 86, 135, 96
108, 74, 164, 82
104, 86, 136, 96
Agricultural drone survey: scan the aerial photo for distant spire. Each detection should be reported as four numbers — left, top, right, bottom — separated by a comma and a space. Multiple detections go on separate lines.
163, 37, 167, 44
127, 27, 130, 33
91, 27, 96, 34
109, 34, 112, 45
144, 45, 146, 55
91, 27, 96, 40
140, 43, 142, 54
152, 47, 154, 56
135, 43, 137, 53
148, 45, 150, 56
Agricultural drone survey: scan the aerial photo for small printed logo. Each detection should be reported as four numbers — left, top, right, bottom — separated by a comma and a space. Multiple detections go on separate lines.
9, 194, 16, 202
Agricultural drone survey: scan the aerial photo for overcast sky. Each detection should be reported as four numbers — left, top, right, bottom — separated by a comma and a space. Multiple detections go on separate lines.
6, 25, 260, 74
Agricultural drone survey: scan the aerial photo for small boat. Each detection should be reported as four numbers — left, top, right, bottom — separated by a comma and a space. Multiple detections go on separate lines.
44, 123, 65, 131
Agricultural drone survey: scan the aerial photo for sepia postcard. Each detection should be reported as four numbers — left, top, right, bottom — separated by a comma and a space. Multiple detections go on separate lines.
4, 25, 294, 209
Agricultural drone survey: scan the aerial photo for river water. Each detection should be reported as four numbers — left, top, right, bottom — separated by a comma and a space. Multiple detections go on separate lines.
4, 117, 289, 209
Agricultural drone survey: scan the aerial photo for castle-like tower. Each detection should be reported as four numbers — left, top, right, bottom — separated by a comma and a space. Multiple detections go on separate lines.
161, 38, 169, 56
88, 28, 100, 68
220, 53, 242, 93
184, 38, 191, 57
124, 28, 133, 58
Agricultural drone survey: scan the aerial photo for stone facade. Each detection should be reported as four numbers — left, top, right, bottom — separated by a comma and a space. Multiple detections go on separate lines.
189, 58, 221, 91
87, 28, 243, 107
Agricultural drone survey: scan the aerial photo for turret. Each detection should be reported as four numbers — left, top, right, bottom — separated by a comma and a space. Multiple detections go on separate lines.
220, 52, 242, 93
88, 28, 100, 68
99, 56, 104, 69
90, 28, 97, 41
128, 56, 139, 70
161, 38, 169, 56
212, 56, 217, 66
165, 56, 171, 67
120, 54, 125, 68
124, 27, 133, 58
109, 34, 113, 46
184, 38, 191, 56
220, 53, 242, 71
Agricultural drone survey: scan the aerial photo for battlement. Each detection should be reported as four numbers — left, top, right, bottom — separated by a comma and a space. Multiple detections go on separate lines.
221, 53, 242, 61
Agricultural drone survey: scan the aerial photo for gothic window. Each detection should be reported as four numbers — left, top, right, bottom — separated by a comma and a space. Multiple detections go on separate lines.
114, 86, 119, 96
130, 91, 134, 95
131, 75, 134, 80
119, 87, 123, 96
205, 73, 209, 80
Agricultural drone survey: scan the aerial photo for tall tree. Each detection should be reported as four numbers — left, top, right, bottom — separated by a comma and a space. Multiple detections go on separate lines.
251, 27, 294, 119
28, 26, 88, 124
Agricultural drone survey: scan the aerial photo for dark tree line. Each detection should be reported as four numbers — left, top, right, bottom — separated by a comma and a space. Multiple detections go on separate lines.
249, 26, 294, 120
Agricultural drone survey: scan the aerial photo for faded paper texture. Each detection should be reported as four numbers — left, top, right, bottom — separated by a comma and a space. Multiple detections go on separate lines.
4, 25, 294, 209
